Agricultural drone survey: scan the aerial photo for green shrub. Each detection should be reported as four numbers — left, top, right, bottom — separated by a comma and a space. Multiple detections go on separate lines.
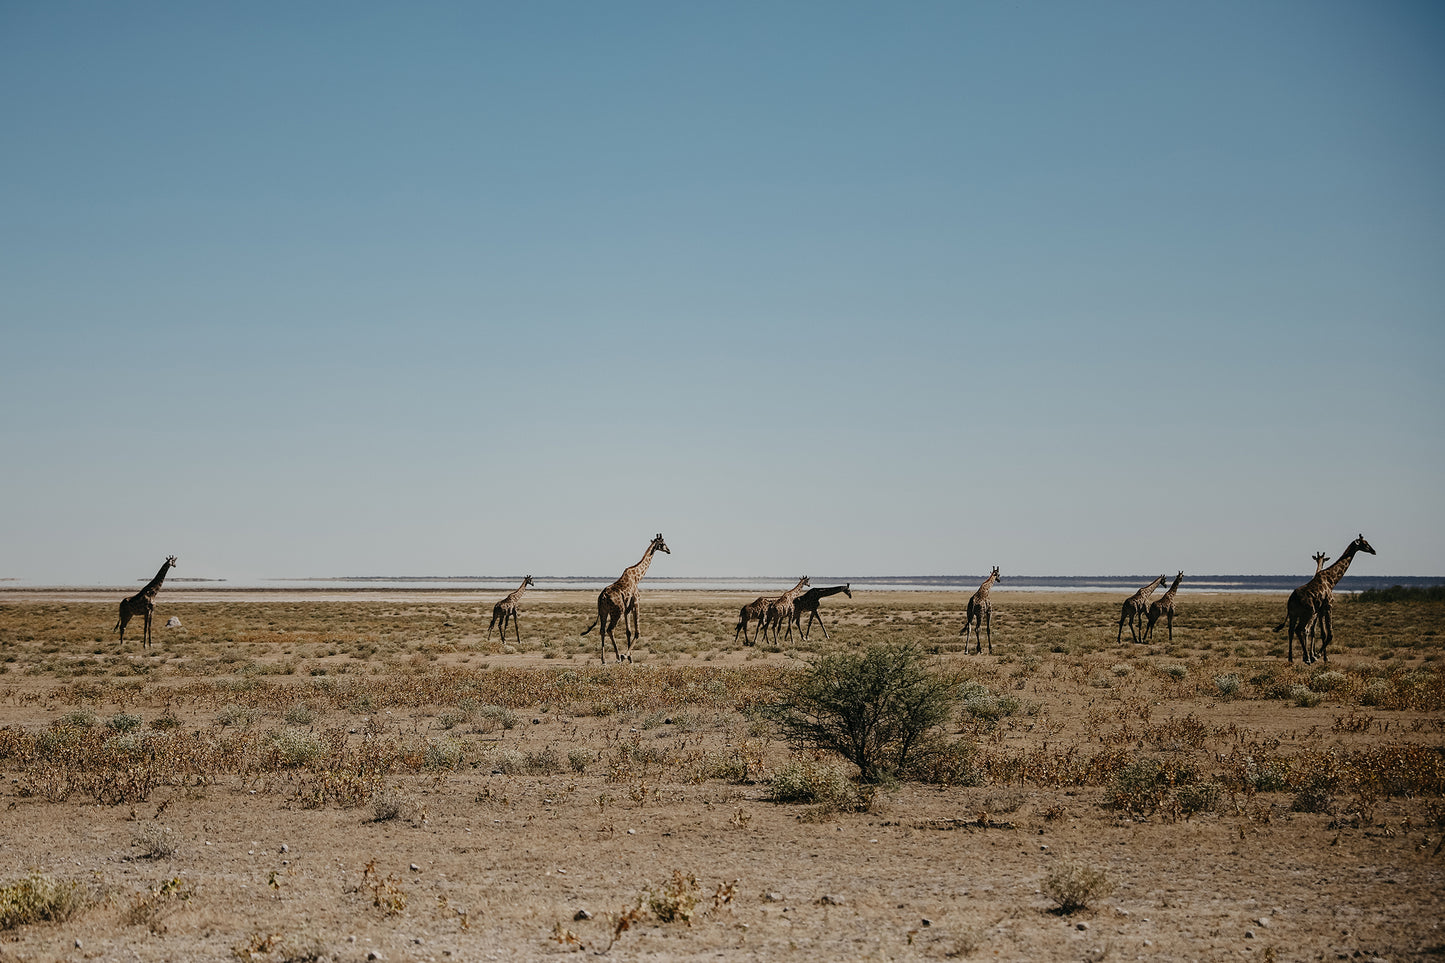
1290, 685, 1323, 708
1214, 674, 1241, 699
106, 713, 143, 734
767, 759, 868, 812
0, 873, 91, 929
767, 643, 961, 783
269, 728, 325, 767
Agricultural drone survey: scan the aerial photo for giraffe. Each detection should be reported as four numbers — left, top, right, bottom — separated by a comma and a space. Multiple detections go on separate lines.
1312, 551, 1330, 574
580, 534, 670, 663
1274, 534, 1376, 664
486, 575, 534, 646
762, 577, 811, 644
1117, 574, 1169, 644
114, 556, 177, 649
735, 594, 780, 646
1142, 571, 1184, 643
959, 567, 1000, 654
789, 583, 852, 641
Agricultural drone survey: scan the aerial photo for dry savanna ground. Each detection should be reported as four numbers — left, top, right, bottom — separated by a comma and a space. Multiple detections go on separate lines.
0, 588, 1442, 963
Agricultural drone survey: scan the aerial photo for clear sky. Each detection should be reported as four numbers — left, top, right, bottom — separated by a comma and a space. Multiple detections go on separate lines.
2, 1, 1442, 584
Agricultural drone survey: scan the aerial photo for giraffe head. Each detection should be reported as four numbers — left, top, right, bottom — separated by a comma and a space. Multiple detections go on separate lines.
651, 534, 670, 555
990, 566, 1001, 581
1312, 552, 1330, 570
165, 556, 178, 568
523, 575, 535, 587
1351, 534, 1376, 557
799, 576, 811, 587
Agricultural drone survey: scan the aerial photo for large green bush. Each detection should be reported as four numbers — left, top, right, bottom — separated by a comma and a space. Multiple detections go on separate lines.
767, 642, 961, 783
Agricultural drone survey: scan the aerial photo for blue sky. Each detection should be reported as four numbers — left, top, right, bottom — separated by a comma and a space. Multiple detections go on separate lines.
2, 1, 1442, 583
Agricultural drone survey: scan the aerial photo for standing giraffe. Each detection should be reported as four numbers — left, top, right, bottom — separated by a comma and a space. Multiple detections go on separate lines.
1274, 534, 1376, 664
114, 556, 177, 649
581, 534, 670, 664
487, 575, 534, 646
1312, 551, 1330, 574
790, 584, 852, 641
763, 577, 811, 644
959, 567, 1000, 654
736, 593, 781, 646
1117, 574, 1169, 644
1142, 571, 1184, 643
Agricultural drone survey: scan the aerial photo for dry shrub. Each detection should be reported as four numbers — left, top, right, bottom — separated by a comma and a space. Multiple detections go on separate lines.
0, 873, 93, 929
1044, 863, 1112, 914
646, 871, 700, 924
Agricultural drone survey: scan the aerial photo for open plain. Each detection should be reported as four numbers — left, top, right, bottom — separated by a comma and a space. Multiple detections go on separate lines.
0, 588, 1441, 962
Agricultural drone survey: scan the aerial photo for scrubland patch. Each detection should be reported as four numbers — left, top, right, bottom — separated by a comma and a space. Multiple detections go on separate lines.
0, 590, 1440, 960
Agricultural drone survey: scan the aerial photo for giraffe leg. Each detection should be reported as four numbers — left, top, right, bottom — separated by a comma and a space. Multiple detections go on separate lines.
1166, 611, 1173, 642
511, 611, 522, 646
985, 608, 992, 654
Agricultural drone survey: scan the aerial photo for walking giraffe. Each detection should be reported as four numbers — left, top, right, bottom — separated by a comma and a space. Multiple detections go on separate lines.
762, 576, 811, 644
486, 575, 534, 646
581, 534, 670, 663
1117, 574, 1169, 644
959, 567, 1000, 654
1274, 534, 1376, 664
789, 584, 852, 641
114, 556, 177, 649
1142, 571, 1184, 643
736, 593, 780, 646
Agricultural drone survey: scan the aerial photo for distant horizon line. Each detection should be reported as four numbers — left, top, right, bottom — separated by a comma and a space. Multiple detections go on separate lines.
5, 572, 1440, 587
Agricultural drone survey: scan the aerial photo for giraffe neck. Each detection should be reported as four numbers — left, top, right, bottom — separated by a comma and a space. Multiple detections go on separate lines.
622, 545, 657, 587
1161, 574, 1183, 602
138, 561, 172, 600
977, 573, 996, 596
1315, 544, 1362, 593
1134, 577, 1164, 602
507, 578, 530, 602
779, 578, 809, 603
805, 585, 849, 602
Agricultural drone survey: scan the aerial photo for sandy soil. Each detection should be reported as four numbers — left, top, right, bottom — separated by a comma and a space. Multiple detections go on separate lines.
0, 591, 1440, 962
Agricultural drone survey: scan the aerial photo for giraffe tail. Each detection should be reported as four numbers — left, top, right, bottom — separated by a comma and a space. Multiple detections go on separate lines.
580, 619, 598, 636
1272, 621, 1287, 633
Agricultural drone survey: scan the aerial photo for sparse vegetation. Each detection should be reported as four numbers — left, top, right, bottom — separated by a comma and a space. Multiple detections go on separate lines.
0, 590, 1439, 960
1043, 862, 1113, 914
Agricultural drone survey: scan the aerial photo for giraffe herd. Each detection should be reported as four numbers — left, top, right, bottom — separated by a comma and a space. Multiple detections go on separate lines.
112, 532, 1377, 665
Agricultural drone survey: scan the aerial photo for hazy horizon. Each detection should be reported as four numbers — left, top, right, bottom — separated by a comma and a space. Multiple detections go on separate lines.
3, 3, 1442, 584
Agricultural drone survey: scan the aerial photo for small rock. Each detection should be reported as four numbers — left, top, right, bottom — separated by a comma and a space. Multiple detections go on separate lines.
532, 718, 541, 725
1255, 917, 1270, 928
410, 863, 421, 872
819, 894, 845, 906
764, 892, 784, 903
74, 939, 82, 949
921, 918, 932, 927
1076, 921, 1089, 931
1245, 930, 1256, 939
1040, 844, 1049, 851
574, 909, 592, 921
280, 844, 289, 853
627, 829, 635, 835
367, 953, 384, 961
1143, 941, 1153, 947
